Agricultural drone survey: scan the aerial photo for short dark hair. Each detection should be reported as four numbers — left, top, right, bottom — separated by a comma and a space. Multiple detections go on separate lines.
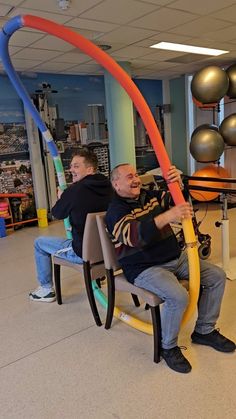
73, 148, 98, 171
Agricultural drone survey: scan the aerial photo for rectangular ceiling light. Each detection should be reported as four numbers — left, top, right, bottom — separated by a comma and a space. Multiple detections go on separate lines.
150, 42, 229, 56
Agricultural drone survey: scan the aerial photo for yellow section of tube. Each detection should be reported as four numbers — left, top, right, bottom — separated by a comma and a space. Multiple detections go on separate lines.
111, 217, 200, 334
113, 306, 153, 335
181, 217, 200, 325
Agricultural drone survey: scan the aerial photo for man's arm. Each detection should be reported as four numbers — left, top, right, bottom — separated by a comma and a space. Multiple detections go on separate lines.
51, 186, 73, 220
154, 202, 193, 229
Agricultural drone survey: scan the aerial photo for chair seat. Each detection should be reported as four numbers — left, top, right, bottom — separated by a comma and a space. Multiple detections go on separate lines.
53, 256, 83, 271
115, 273, 163, 307
115, 274, 189, 307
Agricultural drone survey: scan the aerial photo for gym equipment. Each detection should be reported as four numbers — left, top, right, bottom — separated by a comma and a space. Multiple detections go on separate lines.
226, 64, 236, 98
188, 166, 225, 201
176, 207, 211, 260
192, 96, 217, 109
192, 124, 218, 134
185, 174, 236, 280
0, 15, 200, 328
215, 193, 236, 280
191, 66, 229, 104
190, 126, 224, 162
154, 176, 212, 260
211, 164, 230, 178
219, 113, 236, 146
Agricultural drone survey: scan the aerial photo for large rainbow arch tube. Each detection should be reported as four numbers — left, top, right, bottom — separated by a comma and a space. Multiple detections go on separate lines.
0, 15, 200, 328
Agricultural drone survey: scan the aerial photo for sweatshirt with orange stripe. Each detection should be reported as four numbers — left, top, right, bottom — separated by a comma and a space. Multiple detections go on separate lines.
105, 189, 181, 283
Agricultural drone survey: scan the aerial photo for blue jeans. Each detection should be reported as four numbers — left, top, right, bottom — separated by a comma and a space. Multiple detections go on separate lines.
34, 236, 83, 288
134, 251, 226, 349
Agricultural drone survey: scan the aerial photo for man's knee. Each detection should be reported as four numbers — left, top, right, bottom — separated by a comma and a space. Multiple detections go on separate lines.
204, 264, 226, 289
34, 236, 47, 251
213, 265, 227, 288
167, 286, 189, 310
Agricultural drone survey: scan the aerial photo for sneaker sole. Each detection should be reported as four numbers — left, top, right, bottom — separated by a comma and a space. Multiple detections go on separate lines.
191, 339, 235, 353
29, 295, 56, 303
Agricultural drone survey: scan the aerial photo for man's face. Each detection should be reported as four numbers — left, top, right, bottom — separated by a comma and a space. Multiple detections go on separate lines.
69, 156, 94, 183
113, 165, 141, 199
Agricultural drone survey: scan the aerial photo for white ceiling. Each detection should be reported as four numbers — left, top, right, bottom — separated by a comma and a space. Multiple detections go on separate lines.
1, 0, 236, 79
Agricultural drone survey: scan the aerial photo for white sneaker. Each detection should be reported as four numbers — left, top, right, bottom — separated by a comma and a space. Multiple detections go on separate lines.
29, 286, 56, 302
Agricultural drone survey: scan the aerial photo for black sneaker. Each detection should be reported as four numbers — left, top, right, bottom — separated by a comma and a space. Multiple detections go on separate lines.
161, 346, 192, 373
191, 330, 236, 353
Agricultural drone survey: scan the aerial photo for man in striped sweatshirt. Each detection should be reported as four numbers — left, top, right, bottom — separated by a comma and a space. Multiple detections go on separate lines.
106, 163, 235, 374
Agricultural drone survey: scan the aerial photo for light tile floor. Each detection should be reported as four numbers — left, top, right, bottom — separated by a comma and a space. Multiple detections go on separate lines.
0, 204, 236, 419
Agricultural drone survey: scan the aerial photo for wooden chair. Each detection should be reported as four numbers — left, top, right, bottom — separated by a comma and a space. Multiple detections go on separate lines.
53, 212, 107, 327
96, 213, 164, 363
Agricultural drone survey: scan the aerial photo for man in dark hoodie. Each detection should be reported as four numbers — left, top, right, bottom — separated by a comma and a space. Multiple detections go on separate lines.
29, 149, 112, 302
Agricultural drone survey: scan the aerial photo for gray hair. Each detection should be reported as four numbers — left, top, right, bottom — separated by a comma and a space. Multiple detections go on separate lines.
110, 163, 130, 183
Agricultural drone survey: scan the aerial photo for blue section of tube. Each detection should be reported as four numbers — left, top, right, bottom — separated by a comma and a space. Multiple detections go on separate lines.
1, 15, 23, 35
0, 19, 49, 139
0, 16, 72, 238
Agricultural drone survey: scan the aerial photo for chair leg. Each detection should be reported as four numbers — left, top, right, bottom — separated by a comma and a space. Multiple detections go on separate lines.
96, 276, 106, 288
131, 293, 140, 307
96, 278, 101, 288
83, 261, 102, 327
150, 305, 162, 363
105, 270, 115, 330
54, 263, 62, 305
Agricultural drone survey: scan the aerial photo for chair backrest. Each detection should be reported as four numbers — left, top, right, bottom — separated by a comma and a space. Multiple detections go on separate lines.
82, 212, 106, 265
139, 173, 155, 186
96, 213, 121, 272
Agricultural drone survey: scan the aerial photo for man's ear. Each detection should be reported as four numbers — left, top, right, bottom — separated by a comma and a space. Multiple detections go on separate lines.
86, 166, 95, 175
112, 180, 118, 192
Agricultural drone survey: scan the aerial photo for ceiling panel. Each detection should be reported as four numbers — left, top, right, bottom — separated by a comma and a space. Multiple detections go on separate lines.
50, 51, 93, 64
66, 17, 118, 33
211, 5, 236, 23
11, 57, 42, 69
111, 45, 155, 59
31, 61, 78, 72
27, 34, 76, 52
66, 62, 103, 74
0, 0, 236, 80
1, 0, 26, 5
9, 30, 45, 47
13, 47, 64, 61
96, 26, 156, 44
8, 7, 72, 24
168, 0, 236, 15
18, 0, 103, 16
168, 16, 232, 36
130, 7, 198, 31
203, 26, 236, 42
79, 0, 159, 25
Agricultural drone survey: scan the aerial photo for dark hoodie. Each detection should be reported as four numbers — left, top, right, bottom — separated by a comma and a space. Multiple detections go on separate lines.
52, 173, 113, 257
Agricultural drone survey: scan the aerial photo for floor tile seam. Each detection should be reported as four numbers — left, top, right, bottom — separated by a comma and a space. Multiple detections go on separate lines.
0, 289, 37, 302
0, 323, 97, 371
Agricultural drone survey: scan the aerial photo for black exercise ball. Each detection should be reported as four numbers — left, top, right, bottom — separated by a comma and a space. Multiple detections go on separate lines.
226, 64, 236, 98
191, 66, 229, 104
190, 127, 225, 162
219, 113, 236, 146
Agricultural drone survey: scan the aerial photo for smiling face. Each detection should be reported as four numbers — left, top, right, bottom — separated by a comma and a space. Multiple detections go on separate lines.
69, 155, 95, 183
112, 164, 141, 199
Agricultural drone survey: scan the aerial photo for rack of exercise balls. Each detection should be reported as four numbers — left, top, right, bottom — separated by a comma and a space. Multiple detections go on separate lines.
187, 64, 236, 279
